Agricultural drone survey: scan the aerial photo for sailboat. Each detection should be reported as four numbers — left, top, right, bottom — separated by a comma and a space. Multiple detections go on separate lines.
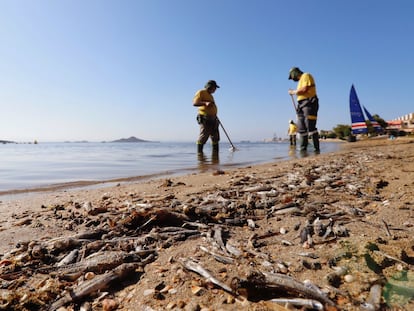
349, 85, 382, 135
349, 85, 368, 134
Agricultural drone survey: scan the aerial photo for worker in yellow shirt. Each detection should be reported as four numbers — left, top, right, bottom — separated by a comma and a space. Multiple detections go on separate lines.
288, 120, 297, 146
288, 67, 320, 152
193, 80, 220, 154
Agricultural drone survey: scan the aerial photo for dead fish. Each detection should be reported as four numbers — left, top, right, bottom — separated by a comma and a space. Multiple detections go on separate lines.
272, 206, 302, 215
225, 242, 242, 257
242, 185, 273, 192
361, 284, 382, 311
257, 189, 279, 197
259, 271, 336, 306
297, 252, 319, 259
50, 262, 140, 310
199, 246, 234, 264
179, 258, 234, 294
56, 249, 79, 267
269, 202, 298, 214
270, 298, 323, 310
46, 237, 86, 253
325, 266, 348, 287
333, 224, 349, 237
44, 251, 141, 278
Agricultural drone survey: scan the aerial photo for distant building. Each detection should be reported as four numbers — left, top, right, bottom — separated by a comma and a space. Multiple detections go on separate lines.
387, 112, 414, 133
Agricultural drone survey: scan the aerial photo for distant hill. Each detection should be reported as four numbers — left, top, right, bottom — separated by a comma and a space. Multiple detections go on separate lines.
0, 140, 16, 144
111, 136, 150, 143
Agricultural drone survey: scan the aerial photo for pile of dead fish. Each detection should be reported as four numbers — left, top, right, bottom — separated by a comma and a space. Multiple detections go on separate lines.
1, 150, 413, 310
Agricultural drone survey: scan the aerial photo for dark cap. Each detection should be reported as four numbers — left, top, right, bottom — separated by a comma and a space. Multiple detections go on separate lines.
205, 80, 220, 89
288, 67, 303, 80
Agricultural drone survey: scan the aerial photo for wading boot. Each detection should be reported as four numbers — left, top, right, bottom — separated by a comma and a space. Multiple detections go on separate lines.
212, 143, 219, 163
299, 135, 308, 152
197, 143, 204, 154
312, 133, 320, 153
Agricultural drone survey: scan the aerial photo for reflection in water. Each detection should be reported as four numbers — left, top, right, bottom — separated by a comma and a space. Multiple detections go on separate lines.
289, 145, 321, 159
197, 142, 328, 173
299, 149, 321, 157
212, 150, 219, 165
197, 152, 207, 172
289, 144, 323, 159
197, 150, 220, 172
288, 145, 297, 159
197, 152, 207, 163
198, 144, 323, 172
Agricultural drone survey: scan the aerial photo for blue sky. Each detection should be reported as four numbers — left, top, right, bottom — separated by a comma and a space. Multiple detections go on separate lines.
1, 0, 413, 142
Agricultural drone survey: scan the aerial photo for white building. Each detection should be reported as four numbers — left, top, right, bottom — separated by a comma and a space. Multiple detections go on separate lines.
387, 112, 414, 133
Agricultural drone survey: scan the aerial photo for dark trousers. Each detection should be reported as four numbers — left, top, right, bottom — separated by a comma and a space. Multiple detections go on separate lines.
297, 97, 319, 136
289, 135, 296, 145
297, 97, 320, 151
197, 115, 220, 146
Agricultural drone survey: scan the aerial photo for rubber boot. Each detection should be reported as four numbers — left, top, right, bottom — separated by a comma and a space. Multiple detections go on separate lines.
312, 133, 320, 153
197, 143, 204, 153
212, 143, 219, 163
299, 135, 308, 151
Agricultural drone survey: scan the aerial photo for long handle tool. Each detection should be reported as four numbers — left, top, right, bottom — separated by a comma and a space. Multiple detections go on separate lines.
290, 94, 297, 111
217, 118, 237, 151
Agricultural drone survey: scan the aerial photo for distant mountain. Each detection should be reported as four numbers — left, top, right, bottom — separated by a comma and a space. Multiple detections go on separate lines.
111, 136, 150, 143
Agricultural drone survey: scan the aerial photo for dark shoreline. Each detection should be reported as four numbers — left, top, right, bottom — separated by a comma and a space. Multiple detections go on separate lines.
0, 171, 178, 199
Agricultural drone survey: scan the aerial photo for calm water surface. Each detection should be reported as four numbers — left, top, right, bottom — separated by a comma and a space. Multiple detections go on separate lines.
0, 141, 339, 193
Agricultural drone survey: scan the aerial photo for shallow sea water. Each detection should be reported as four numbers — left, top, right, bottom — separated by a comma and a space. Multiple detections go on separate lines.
0, 141, 339, 193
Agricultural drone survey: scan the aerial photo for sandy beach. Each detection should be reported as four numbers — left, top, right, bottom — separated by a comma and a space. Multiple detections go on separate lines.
1, 137, 414, 310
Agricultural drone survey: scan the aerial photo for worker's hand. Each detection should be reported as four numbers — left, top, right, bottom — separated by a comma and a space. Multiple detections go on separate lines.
288, 89, 296, 95
205, 101, 213, 107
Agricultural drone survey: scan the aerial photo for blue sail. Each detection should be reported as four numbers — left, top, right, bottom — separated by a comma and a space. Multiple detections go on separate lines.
350, 85, 368, 134
363, 105, 382, 133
